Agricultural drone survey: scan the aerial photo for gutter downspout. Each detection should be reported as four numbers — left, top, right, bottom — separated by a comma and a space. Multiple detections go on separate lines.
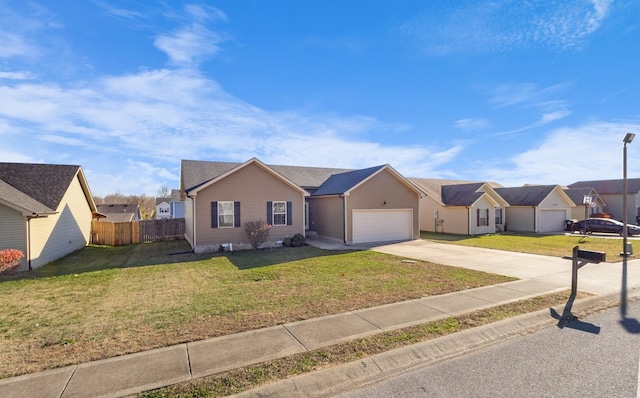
467, 206, 470, 235
26, 216, 33, 271
342, 195, 347, 244
187, 194, 196, 249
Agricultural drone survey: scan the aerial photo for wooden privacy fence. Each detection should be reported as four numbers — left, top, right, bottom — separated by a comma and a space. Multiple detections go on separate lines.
91, 218, 185, 246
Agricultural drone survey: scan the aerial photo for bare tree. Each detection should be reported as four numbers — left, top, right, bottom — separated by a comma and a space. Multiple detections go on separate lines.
157, 186, 171, 198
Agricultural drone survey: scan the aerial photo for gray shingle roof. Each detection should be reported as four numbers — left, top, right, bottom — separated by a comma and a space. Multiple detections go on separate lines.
441, 183, 485, 206
181, 159, 354, 193
0, 179, 54, 214
95, 204, 140, 222
0, 162, 81, 213
312, 165, 386, 196
563, 187, 605, 206
494, 185, 558, 206
409, 178, 493, 204
568, 178, 640, 194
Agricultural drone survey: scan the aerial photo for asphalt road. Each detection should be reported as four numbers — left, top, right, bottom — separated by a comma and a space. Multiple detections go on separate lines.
337, 299, 640, 398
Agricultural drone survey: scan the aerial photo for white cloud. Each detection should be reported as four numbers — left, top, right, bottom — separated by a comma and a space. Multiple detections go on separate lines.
400, 0, 615, 56
154, 24, 227, 65
454, 118, 490, 131
0, 71, 36, 80
480, 121, 640, 186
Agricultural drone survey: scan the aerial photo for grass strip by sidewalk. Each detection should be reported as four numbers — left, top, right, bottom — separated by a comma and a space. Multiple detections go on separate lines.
421, 231, 628, 262
137, 290, 594, 398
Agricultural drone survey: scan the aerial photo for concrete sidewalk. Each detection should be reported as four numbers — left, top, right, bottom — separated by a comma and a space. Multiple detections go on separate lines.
1, 239, 638, 398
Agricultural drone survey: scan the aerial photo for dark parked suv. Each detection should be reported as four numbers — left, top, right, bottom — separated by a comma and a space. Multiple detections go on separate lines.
572, 218, 640, 236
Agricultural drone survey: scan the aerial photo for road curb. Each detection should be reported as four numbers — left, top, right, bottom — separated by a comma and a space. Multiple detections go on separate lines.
233, 290, 640, 397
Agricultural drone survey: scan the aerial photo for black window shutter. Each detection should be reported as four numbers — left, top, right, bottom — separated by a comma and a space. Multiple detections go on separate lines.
234, 201, 241, 228
286, 201, 292, 225
211, 202, 218, 228
267, 201, 272, 225
476, 208, 480, 227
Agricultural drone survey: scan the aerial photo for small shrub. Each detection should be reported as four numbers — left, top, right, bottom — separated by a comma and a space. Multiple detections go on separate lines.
244, 221, 271, 249
0, 249, 24, 273
283, 234, 306, 247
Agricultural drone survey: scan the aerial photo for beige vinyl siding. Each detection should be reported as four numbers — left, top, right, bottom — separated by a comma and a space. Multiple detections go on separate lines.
192, 162, 304, 250
308, 196, 344, 241
437, 208, 469, 235
346, 169, 419, 243
0, 204, 28, 271
469, 196, 497, 235
28, 175, 93, 269
505, 207, 535, 232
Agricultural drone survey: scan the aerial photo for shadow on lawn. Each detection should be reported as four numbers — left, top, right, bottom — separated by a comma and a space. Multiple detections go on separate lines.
2, 240, 202, 280
224, 245, 353, 270
1, 240, 353, 280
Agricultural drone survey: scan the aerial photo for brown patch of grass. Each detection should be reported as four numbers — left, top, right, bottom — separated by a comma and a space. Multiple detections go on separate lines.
137, 291, 596, 397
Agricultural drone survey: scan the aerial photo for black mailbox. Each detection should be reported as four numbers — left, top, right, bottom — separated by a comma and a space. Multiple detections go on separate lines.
577, 249, 606, 263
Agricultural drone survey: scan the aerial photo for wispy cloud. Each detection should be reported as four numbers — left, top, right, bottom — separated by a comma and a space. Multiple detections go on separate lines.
400, 0, 614, 56
479, 121, 640, 186
153, 4, 229, 66
487, 82, 572, 136
454, 118, 491, 131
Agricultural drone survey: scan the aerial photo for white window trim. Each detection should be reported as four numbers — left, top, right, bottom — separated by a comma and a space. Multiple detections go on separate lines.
218, 201, 235, 228
272, 201, 287, 226
479, 208, 489, 227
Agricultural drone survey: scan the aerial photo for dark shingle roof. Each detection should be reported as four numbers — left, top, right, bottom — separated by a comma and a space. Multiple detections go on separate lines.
494, 185, 558, 206
563, 187, 605, 206
95, 204, 140, 222
441, 183, 485, 206
181, 159, 353, 193
0, 163, 80, 212
0, 179, 54, 214
312, 165, 385, 196
568, 178, 640, 194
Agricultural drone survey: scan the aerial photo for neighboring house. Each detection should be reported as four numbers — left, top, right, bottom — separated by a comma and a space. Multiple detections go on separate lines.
180, 158, 425, 252
95, 203, 142, 222
155, 189, 184, 220
155, 198, 171, 219
0, 162, 99, 271
563, 187, 606, 222
169, 189, 185, 219
494, 185, 575, 233
411, 179, 509, 235
568, 179, 640, 224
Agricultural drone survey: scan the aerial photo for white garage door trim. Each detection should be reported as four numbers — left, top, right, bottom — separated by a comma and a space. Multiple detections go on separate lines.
540, 210, 567, 233
352, 209, 413, 244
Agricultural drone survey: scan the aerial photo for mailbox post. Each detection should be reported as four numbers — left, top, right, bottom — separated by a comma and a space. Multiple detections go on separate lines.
571, 246, 606, 296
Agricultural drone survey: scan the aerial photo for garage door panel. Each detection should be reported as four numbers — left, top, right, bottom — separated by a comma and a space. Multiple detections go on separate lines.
540, 210, 566, 233
352, 209, 413, 244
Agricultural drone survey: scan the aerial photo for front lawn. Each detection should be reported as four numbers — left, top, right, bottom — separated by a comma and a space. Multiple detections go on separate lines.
421, 231, 630, 262
0, 240, 514, 378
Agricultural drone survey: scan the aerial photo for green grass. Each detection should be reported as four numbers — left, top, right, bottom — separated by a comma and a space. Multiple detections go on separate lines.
0, 240, 513, 378
420, 231, 628, 262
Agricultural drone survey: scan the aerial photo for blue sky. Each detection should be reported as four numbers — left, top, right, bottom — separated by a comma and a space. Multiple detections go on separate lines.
1, 0, 639, 197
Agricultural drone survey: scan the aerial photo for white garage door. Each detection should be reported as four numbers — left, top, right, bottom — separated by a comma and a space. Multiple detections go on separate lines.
352, 209, 413, 244
540, 210, 566, 232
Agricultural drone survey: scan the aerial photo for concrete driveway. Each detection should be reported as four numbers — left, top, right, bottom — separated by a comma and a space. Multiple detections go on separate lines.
369, 239, 640, 296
